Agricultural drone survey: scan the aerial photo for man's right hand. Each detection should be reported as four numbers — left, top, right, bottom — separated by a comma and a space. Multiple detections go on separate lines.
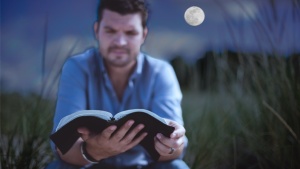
77, 120, 147, 161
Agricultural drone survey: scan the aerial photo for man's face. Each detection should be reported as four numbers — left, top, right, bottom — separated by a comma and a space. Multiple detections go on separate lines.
94, 9, 147, 68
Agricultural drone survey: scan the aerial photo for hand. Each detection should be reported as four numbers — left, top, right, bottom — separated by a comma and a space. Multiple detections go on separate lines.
154, 119, 186, 157
77, 120, 147, 161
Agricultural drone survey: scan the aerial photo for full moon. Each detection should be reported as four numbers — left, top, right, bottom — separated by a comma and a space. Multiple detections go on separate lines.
184, 6, 205, 26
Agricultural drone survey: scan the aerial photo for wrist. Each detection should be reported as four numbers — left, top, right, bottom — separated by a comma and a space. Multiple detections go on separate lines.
81, 142, 99, 164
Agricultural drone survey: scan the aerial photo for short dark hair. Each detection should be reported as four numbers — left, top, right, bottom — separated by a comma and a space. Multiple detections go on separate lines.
97, 0, 149, 28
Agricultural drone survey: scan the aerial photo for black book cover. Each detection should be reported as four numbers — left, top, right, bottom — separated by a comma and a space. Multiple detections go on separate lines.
50, 109, 175, 161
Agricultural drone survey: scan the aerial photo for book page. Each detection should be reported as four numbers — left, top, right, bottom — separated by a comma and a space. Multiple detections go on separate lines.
114, 109, 167, 124
56, 110, 113, 131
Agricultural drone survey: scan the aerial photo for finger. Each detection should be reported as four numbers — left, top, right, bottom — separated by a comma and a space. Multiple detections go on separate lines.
154, 137, 171, 156
111, 120, 134, 142
77, 127, 89, 134
127, 132, 148, 149
101, 125, 117, 139
77, 127, 91, 141
156, 133, 184, 149
169, 123, 186, 139
165, 119, 186, 139
170, 128, 185, 139
121, 124, 145, 144
156, 133, 171, 146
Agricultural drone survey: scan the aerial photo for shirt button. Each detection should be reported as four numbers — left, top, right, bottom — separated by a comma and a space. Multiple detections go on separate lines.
129, 81, 134, 87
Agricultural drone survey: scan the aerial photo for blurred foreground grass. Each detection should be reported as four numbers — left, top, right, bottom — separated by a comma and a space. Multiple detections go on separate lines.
183, 88, 299, 169
0, 93, 55, 169
1, 0, 300, 168
181, 54, 300, 169
1, 54, 300, 169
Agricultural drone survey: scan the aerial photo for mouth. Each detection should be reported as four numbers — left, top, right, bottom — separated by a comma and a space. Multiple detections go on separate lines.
112, 49, 127, 55
109, 48, 129, 55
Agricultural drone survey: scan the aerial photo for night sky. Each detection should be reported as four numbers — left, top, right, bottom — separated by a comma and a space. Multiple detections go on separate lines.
1, 0, 300, 96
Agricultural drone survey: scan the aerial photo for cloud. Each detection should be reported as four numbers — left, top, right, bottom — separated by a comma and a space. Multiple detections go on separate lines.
223, 0, 260, 20
143, 28, 207, 61
40, 35, 96, 98
1, 16, 45, 93
0, 15, 96, 97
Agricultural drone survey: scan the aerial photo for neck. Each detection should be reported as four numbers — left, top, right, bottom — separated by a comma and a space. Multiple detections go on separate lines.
104, 60, 137, 101
105, 61, 136, 80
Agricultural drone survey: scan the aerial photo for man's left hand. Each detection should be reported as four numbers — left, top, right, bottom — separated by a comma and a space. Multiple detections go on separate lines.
154, 119, 186, 159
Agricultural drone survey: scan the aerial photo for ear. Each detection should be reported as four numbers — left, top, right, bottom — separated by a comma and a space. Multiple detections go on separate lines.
93, 21, 100, 40
142, 27, 148, 42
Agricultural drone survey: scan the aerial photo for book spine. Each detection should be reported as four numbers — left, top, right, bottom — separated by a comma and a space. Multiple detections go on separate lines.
108, 117, 116, 123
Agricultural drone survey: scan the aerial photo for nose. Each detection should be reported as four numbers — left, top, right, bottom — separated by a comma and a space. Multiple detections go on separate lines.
113, 33, 127, 47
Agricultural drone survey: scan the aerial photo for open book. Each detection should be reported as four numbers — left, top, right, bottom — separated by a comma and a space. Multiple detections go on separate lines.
50, 109, 175, 161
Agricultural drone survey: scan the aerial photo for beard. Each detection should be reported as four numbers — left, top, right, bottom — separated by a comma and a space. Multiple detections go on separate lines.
108, 46, 130, 55
101, 46, 137, 68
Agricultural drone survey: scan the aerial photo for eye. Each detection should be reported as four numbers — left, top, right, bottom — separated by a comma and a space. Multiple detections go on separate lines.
105, 29, 116, 34
126, 31, 138, 36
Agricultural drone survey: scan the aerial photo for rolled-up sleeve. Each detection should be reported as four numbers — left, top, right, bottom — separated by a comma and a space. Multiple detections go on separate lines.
50, 58, 88, 152
150, 61, 188, 159
150, 62, 183, 125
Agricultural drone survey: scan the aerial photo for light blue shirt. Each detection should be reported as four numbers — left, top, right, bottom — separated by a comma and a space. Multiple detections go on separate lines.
52, 48, 184, 167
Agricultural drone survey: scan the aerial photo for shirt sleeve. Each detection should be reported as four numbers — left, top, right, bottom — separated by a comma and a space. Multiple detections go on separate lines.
150, 62, 188, 159
52, 58, 88, 131
50, 58, 89, 152
150, 62, 184, 125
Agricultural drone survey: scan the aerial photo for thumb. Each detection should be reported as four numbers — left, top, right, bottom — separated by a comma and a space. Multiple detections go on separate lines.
77, 127, 90, 141
168, 121, 185, 139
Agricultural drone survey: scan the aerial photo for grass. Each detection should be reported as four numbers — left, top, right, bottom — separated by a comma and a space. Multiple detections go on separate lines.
181, 53, 300, 169
1, 52, 299, 169
0, 93, 55, 169
1, 1, 299, 168
178, 1, 300, 167
182, 90, 299, 168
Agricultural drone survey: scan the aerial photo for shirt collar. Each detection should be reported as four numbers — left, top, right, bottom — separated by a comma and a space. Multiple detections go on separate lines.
135, 52, 144, 75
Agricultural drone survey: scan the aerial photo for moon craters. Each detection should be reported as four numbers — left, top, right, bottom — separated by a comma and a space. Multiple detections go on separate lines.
184, 6, 205, 26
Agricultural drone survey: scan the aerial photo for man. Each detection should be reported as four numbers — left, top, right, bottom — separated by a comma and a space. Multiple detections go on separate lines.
46, 0, 189, 168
